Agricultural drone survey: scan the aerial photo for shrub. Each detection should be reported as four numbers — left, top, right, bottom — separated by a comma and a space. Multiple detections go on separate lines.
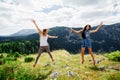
0, 61, 20, 80
6, 53, 14, 57
14, 52, 21, 58
24, 57, 34, 62
0, 59, 5, 65
4, 57, 17, 61
0, 54, 4, 58
105, 51, 120, 61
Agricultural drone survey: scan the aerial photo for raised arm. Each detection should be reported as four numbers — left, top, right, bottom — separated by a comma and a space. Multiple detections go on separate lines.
70, 28, 82, 34
90, 22, 103, 33
48, 35, 58, 38
32, 19, 43, 35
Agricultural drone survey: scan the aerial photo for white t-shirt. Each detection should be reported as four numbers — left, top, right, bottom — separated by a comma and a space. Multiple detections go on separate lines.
40, 35, 48, 46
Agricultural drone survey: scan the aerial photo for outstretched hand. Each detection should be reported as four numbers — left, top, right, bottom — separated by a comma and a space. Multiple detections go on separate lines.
100, 21, 103, 25
48, 36, 58, 38
32, 19, 36, 23
90, 21, 104, 33
55, 36, 58, 38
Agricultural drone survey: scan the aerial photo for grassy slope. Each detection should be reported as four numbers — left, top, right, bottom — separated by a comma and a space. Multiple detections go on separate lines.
0, 50, 120, 80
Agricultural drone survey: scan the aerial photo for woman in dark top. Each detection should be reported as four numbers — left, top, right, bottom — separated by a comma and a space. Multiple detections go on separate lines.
70, 22, 103, 65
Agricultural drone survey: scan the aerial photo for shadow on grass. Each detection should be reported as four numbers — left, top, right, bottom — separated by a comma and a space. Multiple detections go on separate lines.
89, 66, 100, 71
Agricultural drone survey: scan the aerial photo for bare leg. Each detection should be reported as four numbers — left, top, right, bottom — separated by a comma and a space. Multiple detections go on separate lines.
88, 48, 96, 65
33, 47, 43, 67
45, 46, 54, 62
81, 48, 85, 64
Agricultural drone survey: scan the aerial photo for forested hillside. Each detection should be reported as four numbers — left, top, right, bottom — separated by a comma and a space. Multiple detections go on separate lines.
0, 23, 120, 54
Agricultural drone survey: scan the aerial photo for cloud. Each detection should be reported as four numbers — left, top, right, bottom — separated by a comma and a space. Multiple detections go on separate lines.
61, 0, 120, 25
0, 0, 120, 35
62, 0, 99, 7
0, 0, 63, 35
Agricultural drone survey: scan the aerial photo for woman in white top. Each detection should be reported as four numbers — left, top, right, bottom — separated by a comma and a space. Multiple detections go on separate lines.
32, 19, 58, 67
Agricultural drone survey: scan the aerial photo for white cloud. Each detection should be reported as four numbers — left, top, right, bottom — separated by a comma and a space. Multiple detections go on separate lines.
62, 0, 120, 26
0, 0, 120, 35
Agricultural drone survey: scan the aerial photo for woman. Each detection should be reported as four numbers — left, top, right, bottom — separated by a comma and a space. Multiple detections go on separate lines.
70, 22, 103, 65
32, 19, 58, 67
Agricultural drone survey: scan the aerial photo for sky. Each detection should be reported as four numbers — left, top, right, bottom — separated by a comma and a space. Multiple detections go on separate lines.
0, 0, 120, 36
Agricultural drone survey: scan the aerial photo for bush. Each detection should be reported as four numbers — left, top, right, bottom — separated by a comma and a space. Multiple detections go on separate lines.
4, 57, 17, 61
4, 53, 17, 62
6, 53, 14, 58
7, 52, 21, 58
105, 51, 120, 61
24, 57, 34, 62
0, 62, 20, 80
0, 59, 5, 65
0, 54, 4, 58
14, 52, 21, 58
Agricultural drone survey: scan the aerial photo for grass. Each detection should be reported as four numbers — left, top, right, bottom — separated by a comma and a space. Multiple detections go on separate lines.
105, 50, 120, 61
0, 50, 120, 80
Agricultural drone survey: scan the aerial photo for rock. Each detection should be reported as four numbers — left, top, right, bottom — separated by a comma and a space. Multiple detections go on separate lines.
64, 64, 69, 67
113, 66, 120, 71
66, 67, 69, 70
109, 65, 120, 71
101, 57, 105, 60
85, 71, 90, 75
89, 59, 92, 62
67, 70, 75, 77
44, 63, 50, 67
96, 60, 101, 64
50, 71, 60, 78
99, 66, 106, 71
113, 65, 120, 71
52, 62, 56, 65
62, 64, 69, 70
109, 66, 113, 69
62, 64, 69, 68
73, 68, 79, 71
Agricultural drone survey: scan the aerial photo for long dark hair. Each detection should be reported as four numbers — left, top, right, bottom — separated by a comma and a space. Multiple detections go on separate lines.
81, 25, 91, 39
43, 29, 48, 36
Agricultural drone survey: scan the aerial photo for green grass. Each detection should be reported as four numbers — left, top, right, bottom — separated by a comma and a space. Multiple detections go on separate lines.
105, 50, 120, 61
0, 50, 120, 80
24, 56, 35, 62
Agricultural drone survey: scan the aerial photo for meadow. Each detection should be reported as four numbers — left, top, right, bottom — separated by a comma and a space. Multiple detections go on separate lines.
0, 50, 120, 80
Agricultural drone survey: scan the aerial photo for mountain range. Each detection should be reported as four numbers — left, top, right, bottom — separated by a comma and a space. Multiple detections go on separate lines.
10, 29, 37, 36
0, 23, 120, 53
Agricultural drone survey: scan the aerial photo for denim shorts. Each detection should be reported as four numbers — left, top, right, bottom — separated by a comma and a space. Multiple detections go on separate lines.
81, 39, 92, 48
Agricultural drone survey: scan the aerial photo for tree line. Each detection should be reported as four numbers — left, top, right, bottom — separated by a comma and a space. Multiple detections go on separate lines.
0, 40, 39, 54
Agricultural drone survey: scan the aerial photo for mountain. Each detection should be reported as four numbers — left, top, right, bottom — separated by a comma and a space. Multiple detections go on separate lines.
0, 29, 38, 41
0, 23, 120, 53
48, 24, 120, 53
10, 29, 37, 36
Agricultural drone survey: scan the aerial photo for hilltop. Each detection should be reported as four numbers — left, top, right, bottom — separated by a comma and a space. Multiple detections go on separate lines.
0, 50, 120, 80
